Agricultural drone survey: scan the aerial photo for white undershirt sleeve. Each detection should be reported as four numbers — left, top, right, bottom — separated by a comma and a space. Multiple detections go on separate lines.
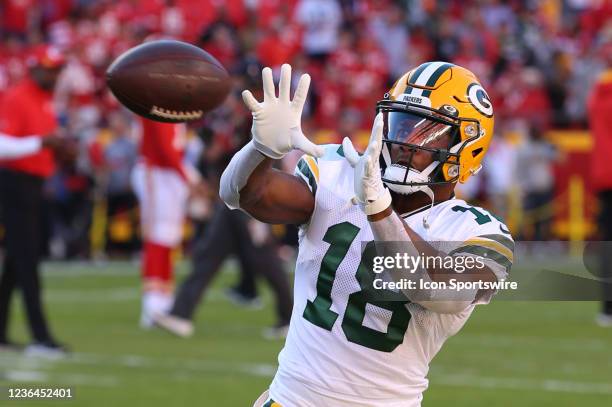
0, 133, 42, 160
219, 140, 266, 210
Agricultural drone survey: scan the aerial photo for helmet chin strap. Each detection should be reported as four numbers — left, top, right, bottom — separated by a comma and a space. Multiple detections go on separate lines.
382, 161, 438, 229
380, 137, 467, 228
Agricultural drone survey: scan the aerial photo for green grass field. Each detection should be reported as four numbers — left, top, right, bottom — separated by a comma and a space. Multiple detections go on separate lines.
1, 260, 611, 406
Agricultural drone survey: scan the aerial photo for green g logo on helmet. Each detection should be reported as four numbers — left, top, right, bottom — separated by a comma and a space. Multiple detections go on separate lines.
467, 83, 493, 118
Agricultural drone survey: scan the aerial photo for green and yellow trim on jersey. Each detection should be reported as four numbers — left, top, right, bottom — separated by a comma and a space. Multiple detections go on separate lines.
294, 155, 319, 195
262, 399, 281, 407
448, 234, 514, 271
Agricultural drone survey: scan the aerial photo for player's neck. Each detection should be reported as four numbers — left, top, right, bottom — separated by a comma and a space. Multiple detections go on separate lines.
390, 185, 455, 216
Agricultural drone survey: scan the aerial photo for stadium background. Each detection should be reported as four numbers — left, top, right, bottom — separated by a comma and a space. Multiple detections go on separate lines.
1, 0, 611, 406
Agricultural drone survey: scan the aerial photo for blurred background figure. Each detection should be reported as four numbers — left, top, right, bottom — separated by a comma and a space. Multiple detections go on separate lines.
102, 111, 139, 256
45, 139, 93, 260
131, 118, 199, 328
587, 30, 612, 327
516, 126, 558, 241
0, 45, 67, 355
294, 0, 342, 63
368, 1, 409, 81
481, 128, 516, 221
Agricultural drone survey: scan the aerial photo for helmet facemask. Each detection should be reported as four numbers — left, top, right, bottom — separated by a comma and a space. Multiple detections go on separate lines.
377, 100, 480, 198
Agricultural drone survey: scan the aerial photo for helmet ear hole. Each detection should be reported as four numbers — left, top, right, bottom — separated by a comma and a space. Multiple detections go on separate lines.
471, 147, 483, 157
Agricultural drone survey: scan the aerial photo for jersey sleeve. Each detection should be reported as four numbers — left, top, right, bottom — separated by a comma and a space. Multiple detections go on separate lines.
448, 233, 514, 282
140, 118, 188, 181
294, 154, 319, 195
445, 207, 515, 304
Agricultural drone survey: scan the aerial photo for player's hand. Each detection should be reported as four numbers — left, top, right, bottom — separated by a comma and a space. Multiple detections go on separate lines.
43, 134, 78, 163
189, 179, 212, 200
343, 113, 392, 216
241, 64, 323, 159
41, 134, 64, 150
188, 180, 212, 220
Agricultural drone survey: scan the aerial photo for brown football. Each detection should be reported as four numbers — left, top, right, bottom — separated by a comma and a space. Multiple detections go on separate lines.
106, 40, 231, 122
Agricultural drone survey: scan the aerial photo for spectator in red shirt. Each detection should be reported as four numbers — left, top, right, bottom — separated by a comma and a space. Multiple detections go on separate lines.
0, 45, 68, 355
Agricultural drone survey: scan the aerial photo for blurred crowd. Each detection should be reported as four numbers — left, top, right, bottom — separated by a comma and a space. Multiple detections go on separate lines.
1, 0, 612, 257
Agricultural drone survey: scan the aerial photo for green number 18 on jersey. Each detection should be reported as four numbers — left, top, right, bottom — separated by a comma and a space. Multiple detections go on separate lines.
303, 222, 412, 352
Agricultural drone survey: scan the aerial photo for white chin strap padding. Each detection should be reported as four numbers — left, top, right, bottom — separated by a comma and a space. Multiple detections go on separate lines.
382, 160, 438, 196
383, 162, 437, 229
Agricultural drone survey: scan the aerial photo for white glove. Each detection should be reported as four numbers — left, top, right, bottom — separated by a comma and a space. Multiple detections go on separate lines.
241, 64, 323, 160
343, 113, 392, 215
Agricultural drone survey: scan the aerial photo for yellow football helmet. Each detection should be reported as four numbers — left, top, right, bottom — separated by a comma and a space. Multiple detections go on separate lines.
376, 61, 494, 197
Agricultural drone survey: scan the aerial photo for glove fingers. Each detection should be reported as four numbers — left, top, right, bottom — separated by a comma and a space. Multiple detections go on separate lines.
262, 67, 276, 102
366, 155, 373, 176
279, 64, 292, 103
292, 131, 324, 158
291, 73, 311, 113
342, 137, 360, 167
241, 90, 261, 113
365, 112, 384, 157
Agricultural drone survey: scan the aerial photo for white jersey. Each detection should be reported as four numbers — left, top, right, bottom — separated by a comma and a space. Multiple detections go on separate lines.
269, 145, 514, 407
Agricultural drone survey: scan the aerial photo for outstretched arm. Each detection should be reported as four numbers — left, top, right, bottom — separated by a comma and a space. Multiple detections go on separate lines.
219, 64, 322, 224
227, 149, 316, 224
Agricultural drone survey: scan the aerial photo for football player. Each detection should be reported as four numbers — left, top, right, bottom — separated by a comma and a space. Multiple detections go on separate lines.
220, 62, 514, 406
132, 118, 201, 327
